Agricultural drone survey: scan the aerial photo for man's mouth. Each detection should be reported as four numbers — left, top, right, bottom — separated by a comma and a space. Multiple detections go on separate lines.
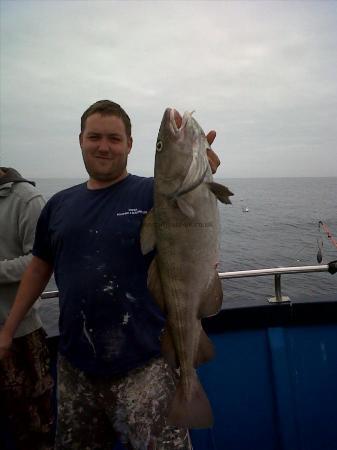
95, 156, 113, 160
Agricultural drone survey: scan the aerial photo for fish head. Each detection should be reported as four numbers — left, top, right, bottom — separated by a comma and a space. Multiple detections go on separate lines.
155, 107, 210, 197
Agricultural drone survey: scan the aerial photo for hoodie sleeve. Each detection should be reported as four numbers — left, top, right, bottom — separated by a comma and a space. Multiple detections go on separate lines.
0, 194, 45, 284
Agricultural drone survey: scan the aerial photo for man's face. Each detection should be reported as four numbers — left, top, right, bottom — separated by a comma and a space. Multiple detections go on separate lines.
79, 113, 132, 186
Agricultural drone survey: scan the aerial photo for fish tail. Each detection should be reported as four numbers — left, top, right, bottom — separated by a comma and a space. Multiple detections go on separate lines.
167, 371, 213, 429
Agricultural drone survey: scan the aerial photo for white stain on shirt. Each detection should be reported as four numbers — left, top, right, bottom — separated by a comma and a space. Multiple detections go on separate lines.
125, 292, 136, 302
103, 280, 118, 295
122, 312, 131, 325
81, 311, 96, 355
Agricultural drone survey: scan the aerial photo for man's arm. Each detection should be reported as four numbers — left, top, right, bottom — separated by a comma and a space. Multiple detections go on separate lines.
0, 256, 53, 359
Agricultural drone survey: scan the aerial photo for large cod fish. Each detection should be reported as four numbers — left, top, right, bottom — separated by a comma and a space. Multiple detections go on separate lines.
141, 108, 233, 429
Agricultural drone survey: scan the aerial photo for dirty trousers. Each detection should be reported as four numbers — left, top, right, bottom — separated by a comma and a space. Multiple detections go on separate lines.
0, 327, 54, 450
55, 355, 192, 450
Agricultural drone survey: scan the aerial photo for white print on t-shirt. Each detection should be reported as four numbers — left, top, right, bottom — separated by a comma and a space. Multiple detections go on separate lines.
116, 208, 148, 216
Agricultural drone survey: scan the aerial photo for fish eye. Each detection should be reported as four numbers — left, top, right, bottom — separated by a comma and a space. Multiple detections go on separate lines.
156, 140, 163, 152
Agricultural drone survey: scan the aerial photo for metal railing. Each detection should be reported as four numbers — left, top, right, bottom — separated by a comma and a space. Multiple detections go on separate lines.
41, 262, 337, 304
218, 262, 336, 302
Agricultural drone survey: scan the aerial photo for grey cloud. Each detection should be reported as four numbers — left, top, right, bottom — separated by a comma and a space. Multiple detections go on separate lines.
0, 1, 336, 178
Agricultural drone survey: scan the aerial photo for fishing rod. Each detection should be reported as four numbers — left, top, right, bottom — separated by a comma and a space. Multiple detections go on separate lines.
317, 221, 337, 263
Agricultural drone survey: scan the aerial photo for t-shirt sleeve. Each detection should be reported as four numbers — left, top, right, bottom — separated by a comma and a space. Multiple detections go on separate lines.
32, 200, 54, 264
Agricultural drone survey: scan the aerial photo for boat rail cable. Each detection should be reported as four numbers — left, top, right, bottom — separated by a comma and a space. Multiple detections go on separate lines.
317, 221, 337, 263
41, 261, 337, 303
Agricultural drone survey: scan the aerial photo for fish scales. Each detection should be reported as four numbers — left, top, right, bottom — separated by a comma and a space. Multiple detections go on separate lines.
141, 107, 233, 429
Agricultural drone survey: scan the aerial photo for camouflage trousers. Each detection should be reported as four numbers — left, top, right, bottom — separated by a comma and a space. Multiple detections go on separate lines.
0, 327, 55, 450
55, 355, 193, 450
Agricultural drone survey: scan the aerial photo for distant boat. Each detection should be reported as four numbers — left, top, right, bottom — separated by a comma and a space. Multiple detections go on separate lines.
242, 207, 249, 213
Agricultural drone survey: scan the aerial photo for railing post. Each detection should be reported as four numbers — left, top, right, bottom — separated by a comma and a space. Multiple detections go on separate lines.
268, 274, 290, 303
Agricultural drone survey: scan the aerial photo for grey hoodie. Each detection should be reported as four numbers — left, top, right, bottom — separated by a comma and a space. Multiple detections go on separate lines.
0, 167, 45, 337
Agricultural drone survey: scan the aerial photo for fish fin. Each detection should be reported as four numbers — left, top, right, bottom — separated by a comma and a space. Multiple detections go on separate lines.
199, 272, 223, 318
167, 371, 213, 429
147, 257, 165, 311
171, 144, 209, 198
176, 197, 195, 218
161, 327, 179, 368
194, 327, 215, 367
207, 182, 234, 204
140, 209, 156, 254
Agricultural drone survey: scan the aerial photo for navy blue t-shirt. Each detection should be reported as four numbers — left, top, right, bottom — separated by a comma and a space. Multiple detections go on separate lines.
33, 174, 164, 376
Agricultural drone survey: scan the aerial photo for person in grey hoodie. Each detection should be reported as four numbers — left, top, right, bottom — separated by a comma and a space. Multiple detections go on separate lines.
0, 167, 54, 450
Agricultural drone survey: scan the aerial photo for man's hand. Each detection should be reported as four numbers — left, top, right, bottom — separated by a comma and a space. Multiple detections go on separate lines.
0, 329, 13, 360
206, 130, 221, 174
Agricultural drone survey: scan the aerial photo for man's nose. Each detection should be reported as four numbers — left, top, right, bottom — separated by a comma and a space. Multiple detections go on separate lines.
97, 137, 110, 152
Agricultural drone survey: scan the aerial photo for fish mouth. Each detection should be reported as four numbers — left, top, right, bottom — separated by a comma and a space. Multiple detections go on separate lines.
168, 108, 191, 135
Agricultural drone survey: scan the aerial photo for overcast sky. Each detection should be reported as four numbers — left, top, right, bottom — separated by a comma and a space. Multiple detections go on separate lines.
1, 0, 336, 179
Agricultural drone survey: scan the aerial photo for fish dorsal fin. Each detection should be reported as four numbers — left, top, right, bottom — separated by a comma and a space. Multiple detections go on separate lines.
140, 209, 156, 254
176, 197, 195, 218
194, 325, 215, 367
207, 182, 234, 204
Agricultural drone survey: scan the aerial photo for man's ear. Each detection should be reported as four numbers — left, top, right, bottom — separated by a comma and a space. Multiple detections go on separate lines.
79, 133, 83, 147
128, 136, 133, 154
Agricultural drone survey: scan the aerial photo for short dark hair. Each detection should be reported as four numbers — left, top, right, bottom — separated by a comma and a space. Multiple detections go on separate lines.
80, 100, 132, 137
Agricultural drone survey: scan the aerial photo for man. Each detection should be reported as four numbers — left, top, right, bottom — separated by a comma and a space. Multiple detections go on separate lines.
0, 167, 54, 450
0, 101, 220, 450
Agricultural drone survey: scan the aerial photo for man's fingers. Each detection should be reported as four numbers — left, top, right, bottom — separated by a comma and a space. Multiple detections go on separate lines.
0, 332, 13, 360
206, 130, 220, 174
207, 148, 221, 174
206, 130, 216, 146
